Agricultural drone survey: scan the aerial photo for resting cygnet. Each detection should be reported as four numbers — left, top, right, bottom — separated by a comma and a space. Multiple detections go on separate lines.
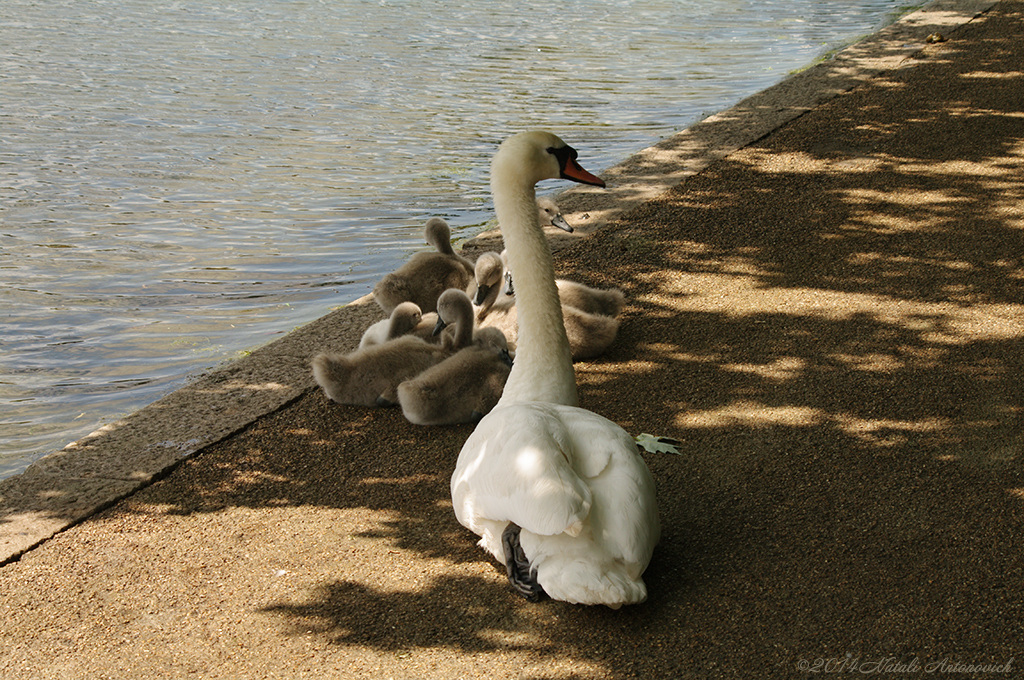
312, 336, 448, 408
555, 280, 625, 317
432, 287, 479, 353
316, 288, 479, 406
397, 327, 513, 426
373, 217, 475, 315
472, 252, 620, 361
359, 302, 425, 349
470, 251, 515, 323
537, 196, 572, 232
501, 250, 625, 318
359, 302, 445, 349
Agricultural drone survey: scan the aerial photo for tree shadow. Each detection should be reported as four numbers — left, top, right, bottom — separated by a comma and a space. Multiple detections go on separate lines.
91, 7, 1024, 677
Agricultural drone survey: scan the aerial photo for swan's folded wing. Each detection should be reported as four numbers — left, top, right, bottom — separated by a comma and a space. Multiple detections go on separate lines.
560, 408, 660, 569
556, 406, 619, 479
593, 452, 660, 574
452, 404, 592, 537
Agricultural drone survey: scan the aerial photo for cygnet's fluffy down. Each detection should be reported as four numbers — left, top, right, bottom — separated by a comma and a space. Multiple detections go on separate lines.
470, 251, 515, 323
360, 302, 426, 349
359, 302, 444, 349
500, 249, 625, 318
562, 308, 619, 361
555, 280, 625, 318
312, 336, 448, 407
472, 251, 620, 361
397, 327, 513, 426
372, 217, 475, 315
313, 284, 477, 405
315, 286, 480, 407
432, 287, 477, 353
536, 196, 572, 232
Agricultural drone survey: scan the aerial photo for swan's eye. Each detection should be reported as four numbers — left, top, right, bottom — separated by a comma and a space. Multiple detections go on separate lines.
546, 145, 578, 160
548, 145, 576, 170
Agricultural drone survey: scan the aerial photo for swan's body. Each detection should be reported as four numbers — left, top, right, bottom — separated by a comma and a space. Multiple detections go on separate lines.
472, 250, 621, 361
451, 131, 659, 608
373, 217, 475, 315
398, 326, 513, 426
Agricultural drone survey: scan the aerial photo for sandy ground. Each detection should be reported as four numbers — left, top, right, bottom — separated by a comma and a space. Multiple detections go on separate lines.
2, 2, 1023, 678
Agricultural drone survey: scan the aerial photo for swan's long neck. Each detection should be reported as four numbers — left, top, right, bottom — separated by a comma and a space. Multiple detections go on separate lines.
493, 175, 578, 407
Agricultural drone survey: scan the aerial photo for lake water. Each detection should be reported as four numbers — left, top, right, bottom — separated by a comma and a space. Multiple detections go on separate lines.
0, 0, 913, 479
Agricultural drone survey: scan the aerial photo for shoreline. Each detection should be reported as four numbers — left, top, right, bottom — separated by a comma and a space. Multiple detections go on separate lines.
0, 0, 997, 565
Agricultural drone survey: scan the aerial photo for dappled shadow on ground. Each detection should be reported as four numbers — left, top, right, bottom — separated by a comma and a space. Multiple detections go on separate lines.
91, 6, 1024, 678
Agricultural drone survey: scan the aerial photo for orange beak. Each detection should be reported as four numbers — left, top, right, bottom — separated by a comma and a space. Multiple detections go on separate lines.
561, 156, 606, 187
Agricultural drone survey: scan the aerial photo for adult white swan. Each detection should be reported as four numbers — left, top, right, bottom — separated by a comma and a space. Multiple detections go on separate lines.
450, 131, 659, 608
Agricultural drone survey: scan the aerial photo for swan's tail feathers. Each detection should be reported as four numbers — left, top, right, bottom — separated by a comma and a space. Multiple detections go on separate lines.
312, 353, 352, 404
536, 556, 648, 609
467, 517, 509, 564
519, 527, 650, 608
502, 523, 546, 602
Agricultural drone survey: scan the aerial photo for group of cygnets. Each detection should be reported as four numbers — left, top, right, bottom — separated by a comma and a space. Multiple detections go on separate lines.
312, 197, 625, 427
314, 131, 658, 609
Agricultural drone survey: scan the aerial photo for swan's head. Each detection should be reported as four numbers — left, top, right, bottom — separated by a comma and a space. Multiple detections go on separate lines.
492, 131, 605, 189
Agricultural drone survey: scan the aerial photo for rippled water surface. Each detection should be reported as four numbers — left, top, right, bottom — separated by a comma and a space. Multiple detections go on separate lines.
1, 0, 913, 478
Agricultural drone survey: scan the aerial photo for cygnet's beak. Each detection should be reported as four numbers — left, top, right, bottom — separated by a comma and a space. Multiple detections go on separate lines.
472, 283, 491, 306
432, 317, 447, 336
550, 213, 573, 233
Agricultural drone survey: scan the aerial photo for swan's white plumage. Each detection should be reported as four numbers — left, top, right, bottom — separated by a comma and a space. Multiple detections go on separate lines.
453, 402, 658, 606
450, 131, 659, 608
